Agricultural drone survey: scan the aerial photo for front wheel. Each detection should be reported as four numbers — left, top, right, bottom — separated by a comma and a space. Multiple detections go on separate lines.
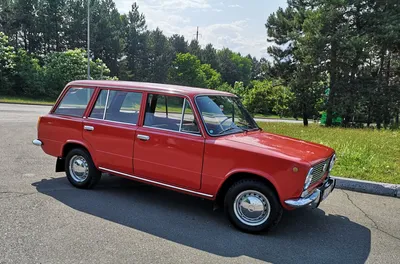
65, 148, 101, 189
224, 179, 283, 233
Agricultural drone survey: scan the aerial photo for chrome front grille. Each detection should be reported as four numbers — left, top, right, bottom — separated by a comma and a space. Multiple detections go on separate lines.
310, 159, 329, 185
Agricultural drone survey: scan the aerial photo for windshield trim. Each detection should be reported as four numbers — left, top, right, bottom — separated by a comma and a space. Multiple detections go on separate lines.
194, 94, 259, 138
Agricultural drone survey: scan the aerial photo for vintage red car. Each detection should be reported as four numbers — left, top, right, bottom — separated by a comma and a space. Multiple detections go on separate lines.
33, 80, 336, 233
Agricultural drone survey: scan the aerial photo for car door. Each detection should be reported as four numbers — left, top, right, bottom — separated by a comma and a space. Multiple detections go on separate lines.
133, 93, 205, 190
83, 89, 143, 174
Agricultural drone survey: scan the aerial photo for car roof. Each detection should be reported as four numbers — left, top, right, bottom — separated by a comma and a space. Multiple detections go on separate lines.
67, 80, 235, 97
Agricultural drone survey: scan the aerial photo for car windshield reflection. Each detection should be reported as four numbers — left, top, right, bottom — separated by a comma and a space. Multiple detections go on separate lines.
196, 95, 259, 136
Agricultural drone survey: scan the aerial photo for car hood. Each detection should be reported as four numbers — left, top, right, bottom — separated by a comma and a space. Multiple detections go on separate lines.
224, 131, 334, 165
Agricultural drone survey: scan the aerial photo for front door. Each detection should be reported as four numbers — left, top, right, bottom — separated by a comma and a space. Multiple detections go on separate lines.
133, 93, 204, 190
83, 89, 143, 174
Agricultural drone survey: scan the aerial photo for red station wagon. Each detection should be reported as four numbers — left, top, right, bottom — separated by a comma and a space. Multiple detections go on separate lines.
33, 80, 336, 233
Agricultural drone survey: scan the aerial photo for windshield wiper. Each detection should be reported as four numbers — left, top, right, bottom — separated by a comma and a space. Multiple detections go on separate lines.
218, 125, 243, 135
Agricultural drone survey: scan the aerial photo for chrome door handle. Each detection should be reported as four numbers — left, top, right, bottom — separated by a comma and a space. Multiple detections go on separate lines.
84, 126, 94, 131
137, 134, 150, 141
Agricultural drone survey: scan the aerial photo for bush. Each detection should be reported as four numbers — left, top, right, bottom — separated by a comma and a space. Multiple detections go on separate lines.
12, 49, 45, 98
243, 80, 293, 116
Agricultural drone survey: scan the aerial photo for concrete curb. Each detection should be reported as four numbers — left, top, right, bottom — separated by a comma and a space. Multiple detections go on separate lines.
0, 101, 53, 107
333, 176, 400, 198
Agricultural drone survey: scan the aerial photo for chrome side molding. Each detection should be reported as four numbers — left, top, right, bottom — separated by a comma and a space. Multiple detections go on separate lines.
99, 167, 213, 198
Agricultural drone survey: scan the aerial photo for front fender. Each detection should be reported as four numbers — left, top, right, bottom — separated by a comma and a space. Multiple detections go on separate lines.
218, 168, 282, 200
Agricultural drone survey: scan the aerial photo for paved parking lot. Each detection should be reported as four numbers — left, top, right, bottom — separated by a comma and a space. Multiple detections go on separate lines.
0, 103, 399, 264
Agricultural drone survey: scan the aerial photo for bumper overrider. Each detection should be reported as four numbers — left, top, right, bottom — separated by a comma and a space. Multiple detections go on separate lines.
285, 177, 336, 208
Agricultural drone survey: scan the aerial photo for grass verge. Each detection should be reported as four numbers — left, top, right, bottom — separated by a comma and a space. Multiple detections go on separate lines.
259, 122, 400, 184
0, 96, 54, 105
253, 114, 296, 120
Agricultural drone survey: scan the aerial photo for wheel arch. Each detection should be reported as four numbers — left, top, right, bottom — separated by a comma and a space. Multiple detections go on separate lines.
62, 140, 93, 158
56, 140, 96, 172
215, 170, 281, 208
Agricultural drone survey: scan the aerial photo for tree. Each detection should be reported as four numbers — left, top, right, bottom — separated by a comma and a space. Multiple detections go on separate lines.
37, 0, 67, 52
123, 3, 147, 81
0, 32, 15, 94
200, 63, 222, 89
13, 0, 41, 53
169, 34, 188, 55
217, 48, 252, 86
44, 49, 113, 98
266, 2, 337, 125
0, 0, 18, 48
201, 43, 218, 70
64, 0, 87, 49
188, 39, 201, 58
90, 0, 124, 76
168, 53, 221, 89
168, 53, 207, 87
148, 28, 173, 83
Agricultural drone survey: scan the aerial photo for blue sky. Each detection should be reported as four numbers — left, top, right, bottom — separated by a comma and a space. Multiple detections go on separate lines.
114, 0, 287, 59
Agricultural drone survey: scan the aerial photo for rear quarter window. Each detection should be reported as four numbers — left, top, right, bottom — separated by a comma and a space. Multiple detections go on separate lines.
54, 87, 94, 117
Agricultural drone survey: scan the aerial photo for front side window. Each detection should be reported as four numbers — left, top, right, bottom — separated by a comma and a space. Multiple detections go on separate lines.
144, 94, 200, 134
90, 89, 142, 124
196, 95, 259, 136
54, 87, 94, 117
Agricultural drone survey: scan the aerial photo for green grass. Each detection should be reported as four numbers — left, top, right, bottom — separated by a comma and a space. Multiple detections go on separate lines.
253, 114, 296, 120
259, 122, 400, 184
0, 96, 54, 105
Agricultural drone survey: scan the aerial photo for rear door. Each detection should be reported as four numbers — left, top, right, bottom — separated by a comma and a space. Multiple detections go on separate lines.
133, 93, 205, 190
83, 89, 143, 174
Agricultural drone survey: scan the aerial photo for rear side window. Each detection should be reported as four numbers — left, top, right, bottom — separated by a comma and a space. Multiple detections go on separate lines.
54, 87, 94, 117
90, 89, 142, 124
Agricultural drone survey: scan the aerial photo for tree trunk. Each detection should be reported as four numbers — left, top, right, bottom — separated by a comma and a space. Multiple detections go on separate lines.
376, 47, 386, 130
302, 103, 308, 126
23, 29, 28, 51
326, 42, 337, 127
383, 51, 391, 128
367, 104, 371, 127
14, 31, 18, 49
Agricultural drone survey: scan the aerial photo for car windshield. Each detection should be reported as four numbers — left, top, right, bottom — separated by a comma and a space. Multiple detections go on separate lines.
196, 95, 259, 136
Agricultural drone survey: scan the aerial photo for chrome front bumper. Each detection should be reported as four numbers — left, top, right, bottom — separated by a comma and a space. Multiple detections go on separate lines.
285, 178, 336, 208
32, 139, 42, 146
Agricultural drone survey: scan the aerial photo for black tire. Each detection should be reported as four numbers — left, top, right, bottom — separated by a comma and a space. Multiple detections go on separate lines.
224, 179, 283, 233
65, 148, 101, 189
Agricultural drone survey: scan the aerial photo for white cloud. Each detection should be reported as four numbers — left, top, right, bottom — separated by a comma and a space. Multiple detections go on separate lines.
228, 4, 242, 8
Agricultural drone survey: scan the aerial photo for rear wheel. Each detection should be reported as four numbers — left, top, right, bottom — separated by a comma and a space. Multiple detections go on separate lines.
224, 179, 283, 233
65, 148, 101, 189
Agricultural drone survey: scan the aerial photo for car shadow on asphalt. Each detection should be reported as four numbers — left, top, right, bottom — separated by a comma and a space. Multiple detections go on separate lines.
32, 175, 371, 263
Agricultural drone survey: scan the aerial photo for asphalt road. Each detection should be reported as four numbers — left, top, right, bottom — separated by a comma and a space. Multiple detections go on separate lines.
0, 103, 399, 264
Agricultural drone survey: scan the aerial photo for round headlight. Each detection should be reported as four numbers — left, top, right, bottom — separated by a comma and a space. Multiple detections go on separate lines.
329, 154, 336, 172
304, 168, 313, 189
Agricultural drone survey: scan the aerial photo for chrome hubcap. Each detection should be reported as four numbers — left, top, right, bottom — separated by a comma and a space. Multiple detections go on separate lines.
233, 190, 271, 226
69, 155, 89, 183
